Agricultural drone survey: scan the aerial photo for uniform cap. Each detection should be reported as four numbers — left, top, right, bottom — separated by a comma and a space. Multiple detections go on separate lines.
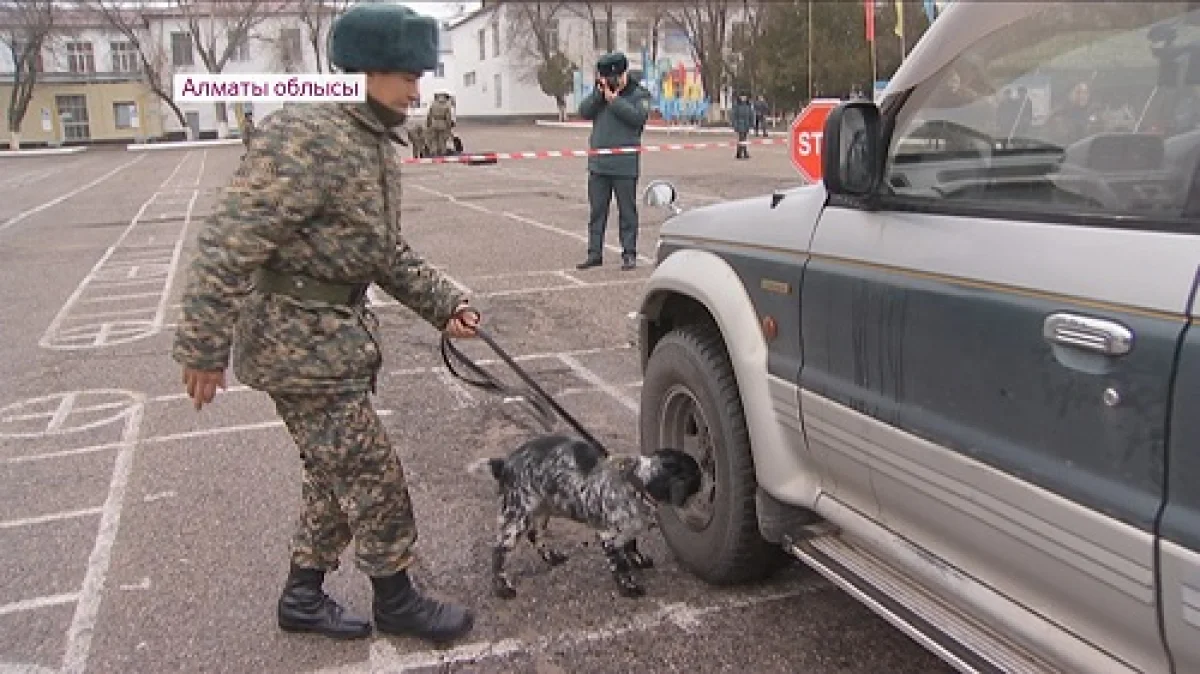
596, 52, 629, 76
330, 3, 439, 74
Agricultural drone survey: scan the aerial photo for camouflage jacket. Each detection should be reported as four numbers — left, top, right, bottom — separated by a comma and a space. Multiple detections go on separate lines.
426, 100, 453, 131
171, 101, 467, 395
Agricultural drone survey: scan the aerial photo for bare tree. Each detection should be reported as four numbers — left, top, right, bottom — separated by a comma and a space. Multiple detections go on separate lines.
83, 0, 196, 140
297, 0, 350, 73
0, 0, 56, 150
663, 0, 733, 122
565, 1, 616, 56
501, 1, 574, 120
172, 0, 278, 138
724, 0, 767, 96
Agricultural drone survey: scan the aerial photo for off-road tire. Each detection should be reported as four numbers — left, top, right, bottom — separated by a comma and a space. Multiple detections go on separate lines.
640, 322, 787, 585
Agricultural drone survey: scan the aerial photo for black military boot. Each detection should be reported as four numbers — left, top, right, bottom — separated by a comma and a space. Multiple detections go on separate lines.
577, 256, 602, 270
371, 570, 474, 644
277, 564, 372, 640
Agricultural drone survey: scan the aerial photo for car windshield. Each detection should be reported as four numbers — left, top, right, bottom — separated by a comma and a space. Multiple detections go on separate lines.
886, 2, 1200, 220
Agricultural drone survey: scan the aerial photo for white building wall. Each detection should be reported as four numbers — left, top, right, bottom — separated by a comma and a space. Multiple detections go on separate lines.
0, 26, 137, 75
442, 4, 721, 119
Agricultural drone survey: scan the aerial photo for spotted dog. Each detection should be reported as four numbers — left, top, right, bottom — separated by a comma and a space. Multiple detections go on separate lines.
468, 433, 703, 599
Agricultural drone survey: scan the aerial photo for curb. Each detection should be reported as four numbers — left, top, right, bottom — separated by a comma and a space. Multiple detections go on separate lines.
126, 138, 243, 151
533, 120, 738, 135
0, 146, 87, 157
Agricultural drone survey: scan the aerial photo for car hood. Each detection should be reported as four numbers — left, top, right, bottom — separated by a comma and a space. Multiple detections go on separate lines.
659, 182, 829, 254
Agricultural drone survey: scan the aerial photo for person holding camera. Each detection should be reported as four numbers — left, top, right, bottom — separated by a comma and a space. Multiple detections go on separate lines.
577, 52, 653, 271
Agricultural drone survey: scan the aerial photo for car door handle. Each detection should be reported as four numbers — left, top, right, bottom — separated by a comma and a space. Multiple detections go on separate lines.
1043, 312, 1134, 356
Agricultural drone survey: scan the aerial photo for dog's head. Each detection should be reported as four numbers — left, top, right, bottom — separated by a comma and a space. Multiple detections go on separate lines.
639, 449, 703, 507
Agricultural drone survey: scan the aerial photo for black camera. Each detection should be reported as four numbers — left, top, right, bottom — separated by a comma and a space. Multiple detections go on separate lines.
600, 74, 622, 92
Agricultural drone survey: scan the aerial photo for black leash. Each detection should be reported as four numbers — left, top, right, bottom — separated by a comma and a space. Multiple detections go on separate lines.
439, 314, 611, 456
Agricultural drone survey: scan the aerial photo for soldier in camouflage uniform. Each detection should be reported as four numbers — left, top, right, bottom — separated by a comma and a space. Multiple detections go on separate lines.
425, 91, 454, 157
171, 3, 477, 645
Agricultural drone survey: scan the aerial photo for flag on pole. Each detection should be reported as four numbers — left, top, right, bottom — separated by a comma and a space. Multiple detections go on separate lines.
894, 0, 905, 37
864, 0, 876, 42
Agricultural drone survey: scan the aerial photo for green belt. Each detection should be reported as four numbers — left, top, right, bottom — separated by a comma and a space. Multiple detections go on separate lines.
254, 268, 368, 306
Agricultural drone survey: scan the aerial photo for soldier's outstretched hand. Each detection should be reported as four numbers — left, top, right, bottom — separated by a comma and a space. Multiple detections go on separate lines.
445, 303, 480, 339
182, 367, 226, 410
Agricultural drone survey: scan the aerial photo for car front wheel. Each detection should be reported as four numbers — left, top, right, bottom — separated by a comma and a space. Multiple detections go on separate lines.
640, 322, 785, 584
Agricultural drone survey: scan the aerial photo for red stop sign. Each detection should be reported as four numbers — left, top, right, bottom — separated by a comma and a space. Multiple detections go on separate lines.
789, 99, 840, 183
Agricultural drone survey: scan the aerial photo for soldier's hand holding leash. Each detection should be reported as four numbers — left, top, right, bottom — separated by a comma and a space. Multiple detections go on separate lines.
444, 302, 481, 339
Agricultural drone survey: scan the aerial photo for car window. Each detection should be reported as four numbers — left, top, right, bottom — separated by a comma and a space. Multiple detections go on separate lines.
885, 2, 1200, 227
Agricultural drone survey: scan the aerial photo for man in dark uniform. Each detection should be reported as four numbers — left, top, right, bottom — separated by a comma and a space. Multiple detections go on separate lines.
731, 92, 754, 159
172, 2, 478, 645
577, 51, 653, 271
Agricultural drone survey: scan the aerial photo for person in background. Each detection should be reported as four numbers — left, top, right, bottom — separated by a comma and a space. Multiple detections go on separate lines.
753, 94, 769, 137
732, 92, 755, 160
576, 51, 653, 271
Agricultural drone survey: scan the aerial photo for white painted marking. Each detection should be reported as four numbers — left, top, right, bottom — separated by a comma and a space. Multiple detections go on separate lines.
503, 212, 654, 264
118, 578, 151, 592
307, 587, 814, 673
151, 189, 197, 332
479, 278, 644, 298
0, 390, 139, 439
433, 367, 476, 409
557, 270, 588, 286
142, 490, 176, 503
0, 155, 147, 235
389, 344, 632, 376
557, 354, 639, 412
69, 307, 158, 320
0, 592, 79, 617
4, 442, 124, 465
0, 506, 103, 530
39, 152, 200, 350
61, 393, 145, 674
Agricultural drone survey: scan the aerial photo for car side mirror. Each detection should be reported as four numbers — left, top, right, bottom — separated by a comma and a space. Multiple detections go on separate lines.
822, 101, 883, 197
643, 179, 682, 215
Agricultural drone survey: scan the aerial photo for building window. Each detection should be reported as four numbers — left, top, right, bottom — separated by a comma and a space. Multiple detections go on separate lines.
66, 42, 95, 73
463, 71, 476, 87
228, 32, 250, 62
436, 61, 445, 78
478, 28, 485, 60
546, 19, 559, 52
171, 32, 193, 66
279, 28, 304, 70
494, 72, 502, 108
56, 94, 91, 141
663, 26, 689, 53
113, 101, 137, 129
110, 41, 139, 73
626, 20, 649, 52
491, 24, 500, 57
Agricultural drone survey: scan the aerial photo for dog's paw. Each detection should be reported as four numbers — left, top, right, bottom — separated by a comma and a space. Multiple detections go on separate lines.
539, 548, 569, 567
492, 577, 517, 600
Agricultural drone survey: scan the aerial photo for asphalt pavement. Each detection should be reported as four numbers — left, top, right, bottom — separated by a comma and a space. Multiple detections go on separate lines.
0, 124, 953, 673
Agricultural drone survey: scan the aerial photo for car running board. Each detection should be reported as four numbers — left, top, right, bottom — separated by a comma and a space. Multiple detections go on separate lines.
783, 533, 1061, 674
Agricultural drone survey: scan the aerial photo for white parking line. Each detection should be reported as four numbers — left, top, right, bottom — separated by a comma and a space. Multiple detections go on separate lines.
309, 586, 817, 673
0, 592, 80, 618
0, 506, 103, 530
557, 354, 639, 413
62, 393, 145, 674
0, 155, 147, 236
39, 152, 203, 350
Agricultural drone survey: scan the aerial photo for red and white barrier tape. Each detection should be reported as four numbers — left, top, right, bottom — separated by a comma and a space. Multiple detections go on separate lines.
400, 137, 789, 165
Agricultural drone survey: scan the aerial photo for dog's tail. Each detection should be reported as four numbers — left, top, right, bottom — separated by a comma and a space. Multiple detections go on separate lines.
466, 456, 506, 483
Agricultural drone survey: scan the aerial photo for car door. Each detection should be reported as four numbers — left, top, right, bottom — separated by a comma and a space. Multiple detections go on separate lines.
1155, 138, 1200, 674
800, 4, 1200, 671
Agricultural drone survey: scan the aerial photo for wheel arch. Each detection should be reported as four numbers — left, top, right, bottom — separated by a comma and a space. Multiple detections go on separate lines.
637, 248, 822, 509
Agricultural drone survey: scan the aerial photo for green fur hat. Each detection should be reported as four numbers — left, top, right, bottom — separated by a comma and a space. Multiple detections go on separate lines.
330, 3, 440, 74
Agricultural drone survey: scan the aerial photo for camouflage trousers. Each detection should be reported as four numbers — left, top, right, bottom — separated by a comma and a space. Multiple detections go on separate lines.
428, 129, 451, 155
270, 390, 417, 577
